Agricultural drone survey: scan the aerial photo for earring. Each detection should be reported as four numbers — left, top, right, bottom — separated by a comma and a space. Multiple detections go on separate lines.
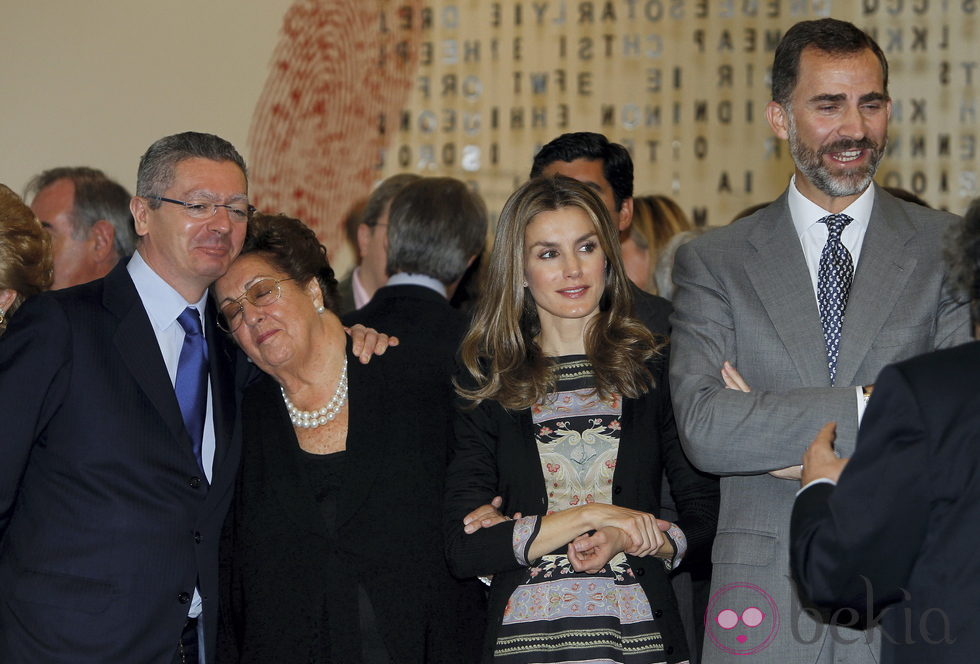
522, 281, 528, 288
316, 305, 325, 314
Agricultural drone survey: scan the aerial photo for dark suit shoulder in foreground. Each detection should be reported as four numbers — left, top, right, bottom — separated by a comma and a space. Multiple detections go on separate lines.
791, 341, 980, 664
342, 283, 466, 344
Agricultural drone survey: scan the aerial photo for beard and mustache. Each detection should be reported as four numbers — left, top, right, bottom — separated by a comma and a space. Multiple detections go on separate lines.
787, 112, 887, 199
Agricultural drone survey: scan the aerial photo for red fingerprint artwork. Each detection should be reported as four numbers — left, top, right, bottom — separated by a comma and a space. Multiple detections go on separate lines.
248, 0, 421, 257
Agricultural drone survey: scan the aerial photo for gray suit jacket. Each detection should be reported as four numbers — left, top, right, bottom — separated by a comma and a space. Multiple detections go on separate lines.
668, 184, 969, 664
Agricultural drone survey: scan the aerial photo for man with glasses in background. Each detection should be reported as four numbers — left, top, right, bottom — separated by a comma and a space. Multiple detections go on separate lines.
337, 173, 420, 314
0, 132, 250, 663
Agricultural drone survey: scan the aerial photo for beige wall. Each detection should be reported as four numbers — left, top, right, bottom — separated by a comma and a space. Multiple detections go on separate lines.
1, 0, 292, 194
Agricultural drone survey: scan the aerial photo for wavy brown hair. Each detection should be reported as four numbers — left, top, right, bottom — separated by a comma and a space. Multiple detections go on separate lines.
240, 213, 340, 315
0, 184, 53, 334
456, 176, 664, 410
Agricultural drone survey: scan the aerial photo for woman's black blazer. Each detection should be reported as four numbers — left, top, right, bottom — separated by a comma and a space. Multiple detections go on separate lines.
219, 347, 486, 663
445, 356, 719, 664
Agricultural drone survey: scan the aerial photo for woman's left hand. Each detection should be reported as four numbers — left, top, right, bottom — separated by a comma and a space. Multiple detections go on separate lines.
581, 503, 663, 557
567, 526, 630, 574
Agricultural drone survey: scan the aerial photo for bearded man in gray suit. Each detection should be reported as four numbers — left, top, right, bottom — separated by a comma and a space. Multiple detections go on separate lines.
669, 18, 969, 664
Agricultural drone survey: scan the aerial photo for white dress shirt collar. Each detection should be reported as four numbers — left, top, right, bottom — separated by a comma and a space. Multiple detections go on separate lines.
788, 174, 875, 241
127, 250, 209, 328
385, 272, 448, 298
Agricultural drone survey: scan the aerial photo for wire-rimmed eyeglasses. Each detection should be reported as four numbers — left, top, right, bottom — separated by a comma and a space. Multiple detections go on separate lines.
217, 278, 294, 332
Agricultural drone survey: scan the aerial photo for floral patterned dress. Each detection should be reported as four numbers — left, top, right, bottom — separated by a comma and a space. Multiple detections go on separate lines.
493, 356, 669, 664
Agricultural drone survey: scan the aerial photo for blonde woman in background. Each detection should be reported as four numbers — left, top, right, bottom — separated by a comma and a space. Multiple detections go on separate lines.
622, 194, 693, 295
0, 184, 52, 336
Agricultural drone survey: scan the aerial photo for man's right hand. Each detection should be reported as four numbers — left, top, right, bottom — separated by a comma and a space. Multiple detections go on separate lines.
462, 496, 522, 534
801, 422, 849, 485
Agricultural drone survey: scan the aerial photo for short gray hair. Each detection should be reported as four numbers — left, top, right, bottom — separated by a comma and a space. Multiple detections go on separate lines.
386, 177, 488, 285
361, 173, 422, 229
25, 166, 136, 257
136, 132, 247, 207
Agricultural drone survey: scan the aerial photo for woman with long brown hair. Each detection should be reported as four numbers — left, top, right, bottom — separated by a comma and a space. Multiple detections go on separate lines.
445, 176, 718, 663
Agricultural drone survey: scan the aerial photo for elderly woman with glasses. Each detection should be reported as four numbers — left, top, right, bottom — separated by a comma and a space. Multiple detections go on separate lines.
214, 213, 485, 663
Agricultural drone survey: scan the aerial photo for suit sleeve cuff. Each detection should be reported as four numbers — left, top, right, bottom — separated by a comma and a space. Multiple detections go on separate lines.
512, 515, 540, 566
663, 523, 687, 571
796, 477, 836, 497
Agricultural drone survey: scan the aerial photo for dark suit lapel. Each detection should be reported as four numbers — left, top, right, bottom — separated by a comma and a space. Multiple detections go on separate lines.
744, 195, 831, 387
103, 262, 190, 446
835, 188, 917, 387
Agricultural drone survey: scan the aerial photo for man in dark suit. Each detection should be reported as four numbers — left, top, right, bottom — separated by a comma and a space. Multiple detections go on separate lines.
0, 132, 249, 663
342, 176, 490, 642
790, 198, 980, 664
669, 19, 970, 664
337, 173, 421, 315
343, 176, 487, 366
530, 131, 673, 337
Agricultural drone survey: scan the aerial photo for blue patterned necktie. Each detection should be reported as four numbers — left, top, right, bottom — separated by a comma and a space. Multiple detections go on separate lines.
816, 214, 854, 385
175, 307, 208, 476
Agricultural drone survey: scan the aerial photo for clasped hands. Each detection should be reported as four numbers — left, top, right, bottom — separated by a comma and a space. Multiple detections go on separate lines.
463, 497, 674, 574
721, 361, 849, 484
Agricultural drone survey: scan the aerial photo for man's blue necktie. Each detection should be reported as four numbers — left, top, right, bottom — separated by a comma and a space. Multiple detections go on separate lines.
175, 307, 208, 476
816, 213, 854, 385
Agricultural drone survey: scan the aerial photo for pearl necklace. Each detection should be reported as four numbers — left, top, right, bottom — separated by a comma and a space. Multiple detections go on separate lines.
281, 358, 348, 428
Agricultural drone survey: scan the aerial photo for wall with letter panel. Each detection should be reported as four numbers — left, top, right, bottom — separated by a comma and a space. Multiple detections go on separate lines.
1, 1, 976, 274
